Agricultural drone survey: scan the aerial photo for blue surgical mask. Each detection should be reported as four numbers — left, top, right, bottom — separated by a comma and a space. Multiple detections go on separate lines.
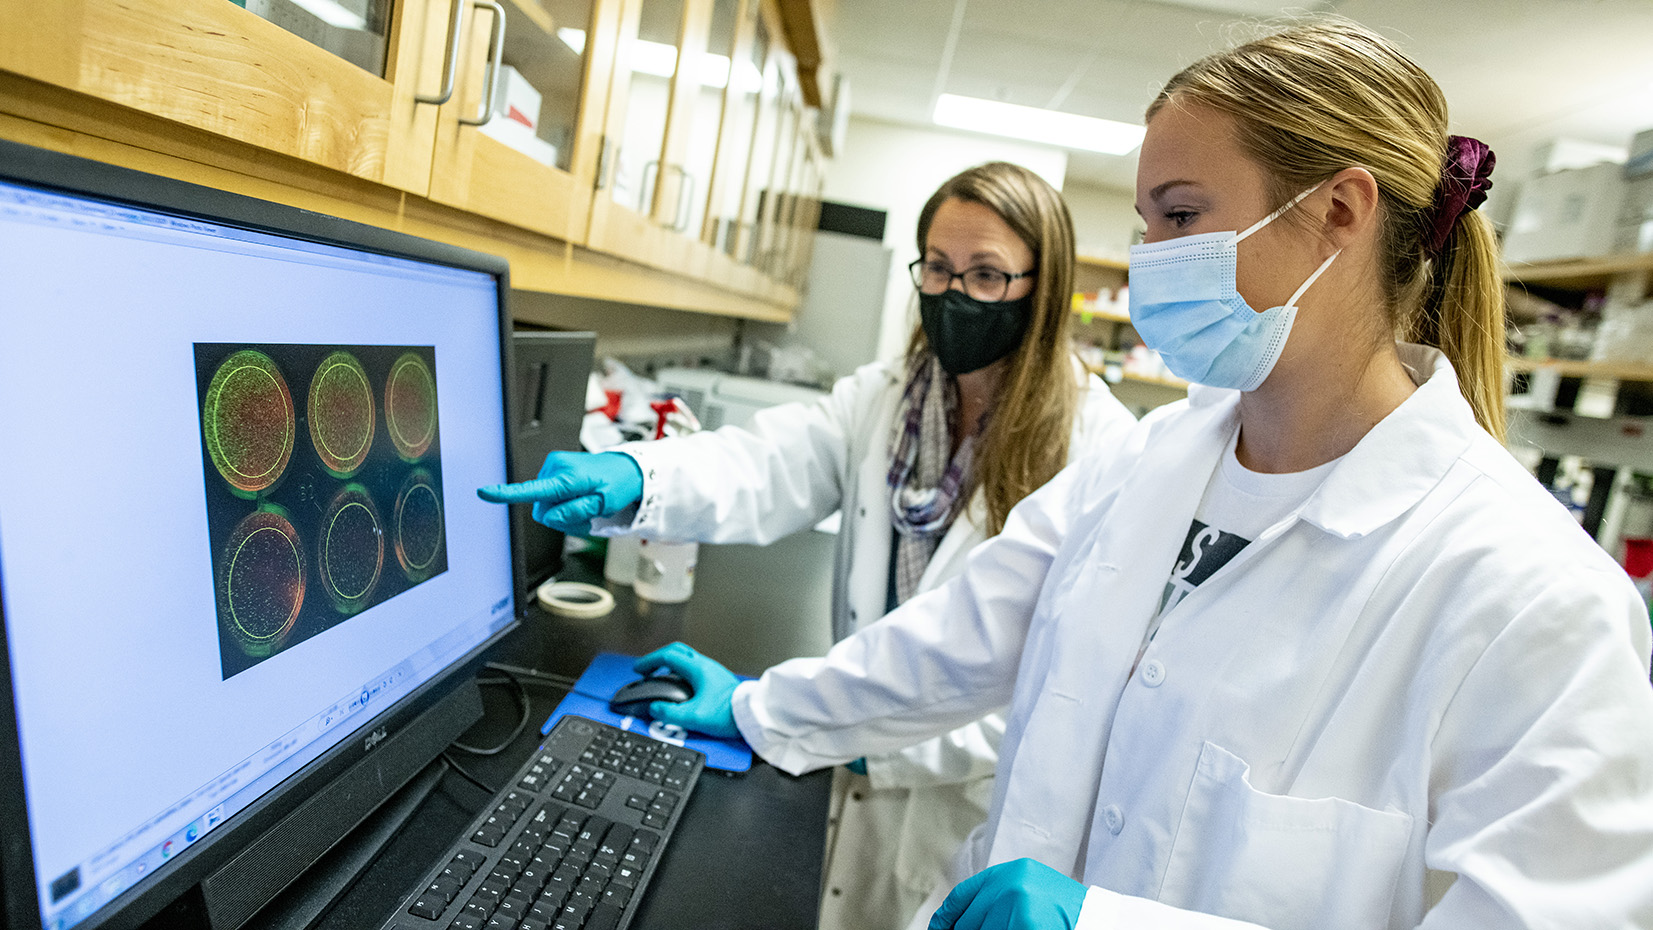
1128, 184, 1340, 391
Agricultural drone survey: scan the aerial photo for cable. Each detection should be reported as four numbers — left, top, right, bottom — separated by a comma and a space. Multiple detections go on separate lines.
484, 662, 626, 705
439, 752, 498, 795
449, 667, 530, 756
484, 661, 579, 690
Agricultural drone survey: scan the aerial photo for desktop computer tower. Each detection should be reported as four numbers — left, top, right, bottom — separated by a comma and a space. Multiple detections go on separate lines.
510, 330, 597, 593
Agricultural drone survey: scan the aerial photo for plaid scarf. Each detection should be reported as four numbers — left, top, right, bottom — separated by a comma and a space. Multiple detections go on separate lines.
887, 352, 979, 605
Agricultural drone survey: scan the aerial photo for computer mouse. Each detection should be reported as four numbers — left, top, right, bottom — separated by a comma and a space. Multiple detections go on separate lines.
608, 671, 695, 719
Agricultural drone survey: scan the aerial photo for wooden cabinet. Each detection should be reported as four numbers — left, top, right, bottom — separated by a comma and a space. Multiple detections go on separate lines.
0, 0, 828, 319
426, 0, 616, 241
3, 0, 457, 195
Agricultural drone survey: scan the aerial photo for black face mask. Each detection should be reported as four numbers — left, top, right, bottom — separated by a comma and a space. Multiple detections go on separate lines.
918, 288, 1032, 375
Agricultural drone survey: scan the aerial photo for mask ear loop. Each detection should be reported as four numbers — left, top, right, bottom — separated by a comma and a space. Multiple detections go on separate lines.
1233, 182, 1326, 244
1284, 249, 1341, 309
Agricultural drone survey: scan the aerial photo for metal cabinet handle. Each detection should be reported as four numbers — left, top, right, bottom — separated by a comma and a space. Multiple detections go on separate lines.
674, 167, 695, 232
458, 0, 507, 127
415, 0, 464, 105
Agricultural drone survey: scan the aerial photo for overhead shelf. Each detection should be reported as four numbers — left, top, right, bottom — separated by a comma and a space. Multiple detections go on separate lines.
1507, 356, 1653, 383
1502, 252, 1653, 290
1077, 255, 1129, 273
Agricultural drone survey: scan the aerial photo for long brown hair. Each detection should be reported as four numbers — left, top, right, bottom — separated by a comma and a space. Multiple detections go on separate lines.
1149, 19, 1507, 439
910, 161, 1080, 535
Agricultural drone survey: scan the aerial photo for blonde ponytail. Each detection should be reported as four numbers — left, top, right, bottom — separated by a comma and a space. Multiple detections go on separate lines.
1410, 207, 1507, 439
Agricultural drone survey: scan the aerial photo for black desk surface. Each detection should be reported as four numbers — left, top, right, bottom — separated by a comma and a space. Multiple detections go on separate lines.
292, 566, 832, 930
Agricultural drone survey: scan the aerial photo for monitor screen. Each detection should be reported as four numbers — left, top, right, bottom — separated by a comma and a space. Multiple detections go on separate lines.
0, 142, 520, 930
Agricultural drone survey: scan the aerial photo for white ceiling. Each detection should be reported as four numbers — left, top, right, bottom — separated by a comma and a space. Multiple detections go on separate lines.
821, 0, 1653, 193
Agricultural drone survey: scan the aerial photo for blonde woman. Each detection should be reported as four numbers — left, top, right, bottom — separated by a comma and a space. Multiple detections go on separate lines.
481, 161, 1138, 930
630, 20, 1653, 930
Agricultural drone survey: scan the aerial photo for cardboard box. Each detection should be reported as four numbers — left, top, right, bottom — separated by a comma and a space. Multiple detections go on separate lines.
1503, 163, 1626, 263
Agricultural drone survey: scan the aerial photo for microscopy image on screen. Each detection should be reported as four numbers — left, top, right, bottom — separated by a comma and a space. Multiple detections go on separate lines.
195, 343, 447, 679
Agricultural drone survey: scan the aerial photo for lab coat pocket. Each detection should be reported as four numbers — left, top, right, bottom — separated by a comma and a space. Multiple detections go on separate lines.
1160, 741, 1413, 930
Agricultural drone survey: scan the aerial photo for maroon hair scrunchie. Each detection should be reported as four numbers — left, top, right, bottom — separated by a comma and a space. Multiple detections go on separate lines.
1426, 135, 1495, 254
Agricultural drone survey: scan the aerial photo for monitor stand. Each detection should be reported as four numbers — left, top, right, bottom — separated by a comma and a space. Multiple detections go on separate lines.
138, 682, 484, 930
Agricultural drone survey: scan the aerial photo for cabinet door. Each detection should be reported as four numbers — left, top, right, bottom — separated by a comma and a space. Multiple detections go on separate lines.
725, 35, 785, 266
0, 0, 451, 194
749, 70, 799, 274
426, 0, 615, 241
701, 0, 765, 256
584, 0, 702, 265
660, 0, 739, 240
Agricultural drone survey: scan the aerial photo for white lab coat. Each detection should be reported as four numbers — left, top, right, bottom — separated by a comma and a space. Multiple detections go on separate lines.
612, 358, 1138, 930
733, 345, 1653, 930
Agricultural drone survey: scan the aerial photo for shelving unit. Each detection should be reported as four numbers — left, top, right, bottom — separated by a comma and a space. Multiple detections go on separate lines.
1503, 252, 1653, 554
1507, 356, 1653, 383
1502, 252, 1653, 290
1068, 254, 1189, 409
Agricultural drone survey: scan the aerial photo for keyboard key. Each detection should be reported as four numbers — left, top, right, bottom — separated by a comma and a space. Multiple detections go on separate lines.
494, 893, 531, 922
600, 884, 633, 909
449, 912, 484, 930
452, 850, 488, 873
409, 893, 446, 920
587, 903, 625, 930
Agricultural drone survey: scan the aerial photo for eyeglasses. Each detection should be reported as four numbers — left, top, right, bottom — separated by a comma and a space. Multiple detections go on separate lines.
908, 258, 1035, 303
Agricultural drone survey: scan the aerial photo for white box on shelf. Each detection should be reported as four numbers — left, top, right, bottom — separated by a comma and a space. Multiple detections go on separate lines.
479, 117, 558, 167
1503, 163, 1626, 264
1615, 174, 1653, 253
492, 63, 542, 130
1625, 127, 1653, 180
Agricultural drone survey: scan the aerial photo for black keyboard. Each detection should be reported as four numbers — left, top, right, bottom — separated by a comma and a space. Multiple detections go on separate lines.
383, 715, 704, 930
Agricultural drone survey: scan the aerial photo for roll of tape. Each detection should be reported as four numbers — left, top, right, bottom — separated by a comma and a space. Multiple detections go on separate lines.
536, 580, 615, 619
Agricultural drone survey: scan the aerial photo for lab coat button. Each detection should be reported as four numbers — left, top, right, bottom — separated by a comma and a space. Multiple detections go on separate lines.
1140, 660, 1165, 687
1103, 805, 1124, 834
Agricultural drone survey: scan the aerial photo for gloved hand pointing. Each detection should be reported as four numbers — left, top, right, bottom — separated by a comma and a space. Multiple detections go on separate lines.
928, 859, 1086, 930
476, 451, 644, 535
631, 642, 742, 739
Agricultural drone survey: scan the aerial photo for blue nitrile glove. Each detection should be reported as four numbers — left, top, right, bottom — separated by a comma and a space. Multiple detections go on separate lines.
476, 450, 644, 534
928, 859, 1086, 930
631, 642, 742, 739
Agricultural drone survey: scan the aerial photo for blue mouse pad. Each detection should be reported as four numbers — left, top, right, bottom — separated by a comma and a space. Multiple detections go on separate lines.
541, 651, 754, 772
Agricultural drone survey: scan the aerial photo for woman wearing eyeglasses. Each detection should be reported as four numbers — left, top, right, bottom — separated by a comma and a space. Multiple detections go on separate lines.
480, 161, 1138, 930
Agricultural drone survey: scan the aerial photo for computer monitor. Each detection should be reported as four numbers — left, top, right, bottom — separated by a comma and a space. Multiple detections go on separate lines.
0, 139, 523, 930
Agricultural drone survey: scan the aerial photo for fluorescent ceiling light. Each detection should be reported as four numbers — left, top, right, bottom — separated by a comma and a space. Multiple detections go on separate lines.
287, 0, 368, 30
933, 94, 1145, 155
557, 29, 761, 91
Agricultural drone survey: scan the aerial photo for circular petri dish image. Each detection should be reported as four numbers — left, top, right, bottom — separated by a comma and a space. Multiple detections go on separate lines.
307, 351, 376, 478
394, 468, 445, 582
318, 484, 385, 615
218, 508, 305, 659
384, 353, 438, 462
203, 349, 295, 497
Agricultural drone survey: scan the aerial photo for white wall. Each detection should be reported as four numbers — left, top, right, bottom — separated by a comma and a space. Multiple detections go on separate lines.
820, 116, 1068, 363
1064, 181, 1140, 263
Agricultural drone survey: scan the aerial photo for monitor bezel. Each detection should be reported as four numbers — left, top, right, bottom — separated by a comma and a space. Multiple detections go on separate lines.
0, 138, 527, 930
